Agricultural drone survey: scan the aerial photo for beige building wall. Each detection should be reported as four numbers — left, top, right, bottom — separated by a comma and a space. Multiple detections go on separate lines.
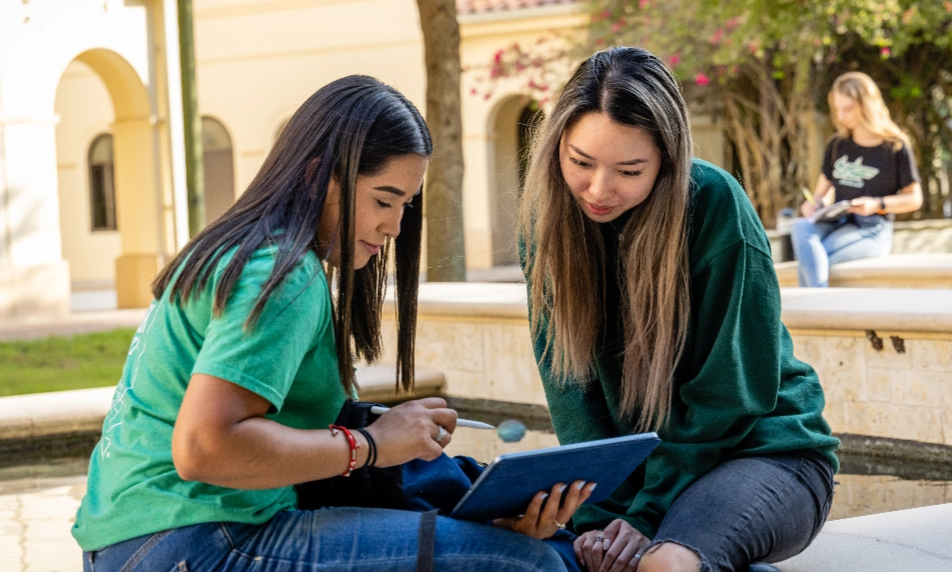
24, 1, 733, 300
1, 0, 193, 317
193, 0, 427, 200
191, 1, 596, 272
54, 61, 122, 287
459, 5, 586, 269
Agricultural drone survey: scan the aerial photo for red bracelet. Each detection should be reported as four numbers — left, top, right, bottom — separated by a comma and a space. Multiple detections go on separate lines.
329, 424, 360, 476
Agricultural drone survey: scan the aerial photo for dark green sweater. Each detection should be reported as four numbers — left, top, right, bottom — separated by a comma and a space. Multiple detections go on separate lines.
526, 159, 839, 538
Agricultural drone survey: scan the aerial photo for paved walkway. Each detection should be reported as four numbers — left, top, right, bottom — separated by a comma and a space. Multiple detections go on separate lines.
0, 308, 147, 342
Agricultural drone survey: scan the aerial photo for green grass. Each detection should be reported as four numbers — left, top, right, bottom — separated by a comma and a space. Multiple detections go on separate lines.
0, 328, 136, 397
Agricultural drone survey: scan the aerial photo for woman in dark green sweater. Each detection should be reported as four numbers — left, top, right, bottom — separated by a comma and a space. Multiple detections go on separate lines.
519, 47, 839, 572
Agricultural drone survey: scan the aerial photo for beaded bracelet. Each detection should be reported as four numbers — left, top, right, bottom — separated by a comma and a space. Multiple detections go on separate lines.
329, 424, 359, 477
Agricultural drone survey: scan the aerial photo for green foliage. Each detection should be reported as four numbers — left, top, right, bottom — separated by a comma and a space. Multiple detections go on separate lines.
0, 329, 135, 397
481, 0, 952, 223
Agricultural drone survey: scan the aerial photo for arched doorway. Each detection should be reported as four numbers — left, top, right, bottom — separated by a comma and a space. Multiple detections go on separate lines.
55, 59, 121, 293
201, 116, 236, 225
488, 96, 543, 266
54, 49, 163, 309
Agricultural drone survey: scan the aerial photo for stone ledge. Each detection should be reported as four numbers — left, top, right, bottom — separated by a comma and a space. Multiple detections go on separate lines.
0, 387, 115, 441
0, 366, 445, 443
780, 288, 952, 333
391, 283, 530, 320
777, 502, 952, 572
776, 254, 952, 288
398, 283, 952, 335
837, 433, 952, 465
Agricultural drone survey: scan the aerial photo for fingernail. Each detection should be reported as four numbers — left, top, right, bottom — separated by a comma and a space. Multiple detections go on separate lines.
540, 493, 549, 500
559, 484, 568, 493
589, 483, 597, 492
603, 539, 611, 550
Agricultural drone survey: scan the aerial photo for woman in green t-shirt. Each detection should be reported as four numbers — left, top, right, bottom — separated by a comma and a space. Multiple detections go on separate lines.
519, 48, 839, 572
73, 76, 592, 572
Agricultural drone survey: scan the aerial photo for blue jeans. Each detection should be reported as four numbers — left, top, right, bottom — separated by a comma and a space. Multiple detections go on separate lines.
82, 507, 573, 572
790, 216, 893, 287
648, 451, 835, 572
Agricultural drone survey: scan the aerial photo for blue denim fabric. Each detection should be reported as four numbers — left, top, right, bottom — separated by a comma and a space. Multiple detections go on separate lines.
83, 507, 574, 572
790, 216, 893, 287
648, 451, 836, 572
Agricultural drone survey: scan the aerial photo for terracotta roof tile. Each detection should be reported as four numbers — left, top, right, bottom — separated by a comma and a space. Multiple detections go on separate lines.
456, 0, 577, 16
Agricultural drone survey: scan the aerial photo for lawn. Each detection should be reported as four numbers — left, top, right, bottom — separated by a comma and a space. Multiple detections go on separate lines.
0, 328, 136, 397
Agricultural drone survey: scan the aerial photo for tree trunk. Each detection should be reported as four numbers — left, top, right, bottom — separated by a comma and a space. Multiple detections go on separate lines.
416, 0, 466, 282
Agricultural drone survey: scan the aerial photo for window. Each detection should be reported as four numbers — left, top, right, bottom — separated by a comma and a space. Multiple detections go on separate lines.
88, 133, 117, 231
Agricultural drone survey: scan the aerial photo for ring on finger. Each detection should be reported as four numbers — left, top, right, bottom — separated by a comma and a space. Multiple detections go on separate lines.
434, 426, 448, 443
594, 535, 604, 542
553, 519, 567, 530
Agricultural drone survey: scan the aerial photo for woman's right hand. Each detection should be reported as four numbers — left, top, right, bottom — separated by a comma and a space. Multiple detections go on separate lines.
800, 200, 817, 218
364, 397, 458, 467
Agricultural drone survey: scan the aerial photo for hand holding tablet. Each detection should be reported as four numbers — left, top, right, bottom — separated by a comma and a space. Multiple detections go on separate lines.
492, 479, 598, 539
450, 433, 661, 525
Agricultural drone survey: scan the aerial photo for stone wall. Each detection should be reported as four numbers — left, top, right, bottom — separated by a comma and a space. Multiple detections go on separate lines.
791, 331, 952, 446
381, 284, 952, 450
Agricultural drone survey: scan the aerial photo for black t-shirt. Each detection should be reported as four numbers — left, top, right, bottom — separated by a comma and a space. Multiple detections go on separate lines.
822, 136, 920, 203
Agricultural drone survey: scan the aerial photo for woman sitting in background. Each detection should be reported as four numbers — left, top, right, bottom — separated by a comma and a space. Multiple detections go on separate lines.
791, 71, 922, 288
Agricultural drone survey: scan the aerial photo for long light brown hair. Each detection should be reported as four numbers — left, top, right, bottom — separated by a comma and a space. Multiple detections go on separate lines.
830, 72, 910, 151
519, 47, 692, 431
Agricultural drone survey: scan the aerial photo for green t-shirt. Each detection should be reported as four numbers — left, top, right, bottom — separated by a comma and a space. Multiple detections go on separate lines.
526, 159, 840, 538
72, 246, 346, 551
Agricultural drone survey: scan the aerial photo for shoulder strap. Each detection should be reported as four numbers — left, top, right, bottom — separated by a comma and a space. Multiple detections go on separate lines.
416, 509, 439, 572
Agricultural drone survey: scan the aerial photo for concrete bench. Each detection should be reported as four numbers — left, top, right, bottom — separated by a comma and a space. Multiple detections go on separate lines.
776, 502, 952, 571
0, 365, 445, 444
767, 219, 952, 264
775, 253, 952, 288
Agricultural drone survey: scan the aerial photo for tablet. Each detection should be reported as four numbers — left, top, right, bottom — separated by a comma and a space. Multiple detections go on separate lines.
450, 433, 660, 522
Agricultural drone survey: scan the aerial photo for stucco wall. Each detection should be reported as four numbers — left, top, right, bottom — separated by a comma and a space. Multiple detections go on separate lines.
54, 60, 122, 286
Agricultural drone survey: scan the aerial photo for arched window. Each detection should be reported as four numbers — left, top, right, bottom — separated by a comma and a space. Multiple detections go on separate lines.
202, 116, 236, 225
88, 133, 117, 231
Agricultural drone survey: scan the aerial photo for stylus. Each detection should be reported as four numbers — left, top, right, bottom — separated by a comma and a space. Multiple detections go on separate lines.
369, 406, 496, 429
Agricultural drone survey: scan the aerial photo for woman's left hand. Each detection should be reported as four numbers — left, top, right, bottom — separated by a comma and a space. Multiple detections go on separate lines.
493, 480, 596, 539
575, 518, 650, 572
848, 196, 881, 216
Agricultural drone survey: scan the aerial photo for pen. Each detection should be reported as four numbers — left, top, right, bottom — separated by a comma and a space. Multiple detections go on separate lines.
369, 406, 496, 430
802, 187, 816, 206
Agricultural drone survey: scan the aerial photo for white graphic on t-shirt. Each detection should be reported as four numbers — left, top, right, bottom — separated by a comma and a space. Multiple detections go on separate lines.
100, 302, 157, 460
832, 155, 880, 188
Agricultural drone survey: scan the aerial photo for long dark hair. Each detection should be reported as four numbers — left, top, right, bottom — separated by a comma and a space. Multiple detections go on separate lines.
153, 75, 431, 395
520, 47, 692, 430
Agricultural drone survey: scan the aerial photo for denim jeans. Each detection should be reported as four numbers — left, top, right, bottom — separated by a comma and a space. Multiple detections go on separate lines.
648, 451, 836, 572
82, 506, 572, 572
790, 216, 893, 287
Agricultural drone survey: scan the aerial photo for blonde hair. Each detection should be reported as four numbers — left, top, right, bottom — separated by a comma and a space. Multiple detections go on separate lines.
519, 47, 691, 432
830, 72, 910, 151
